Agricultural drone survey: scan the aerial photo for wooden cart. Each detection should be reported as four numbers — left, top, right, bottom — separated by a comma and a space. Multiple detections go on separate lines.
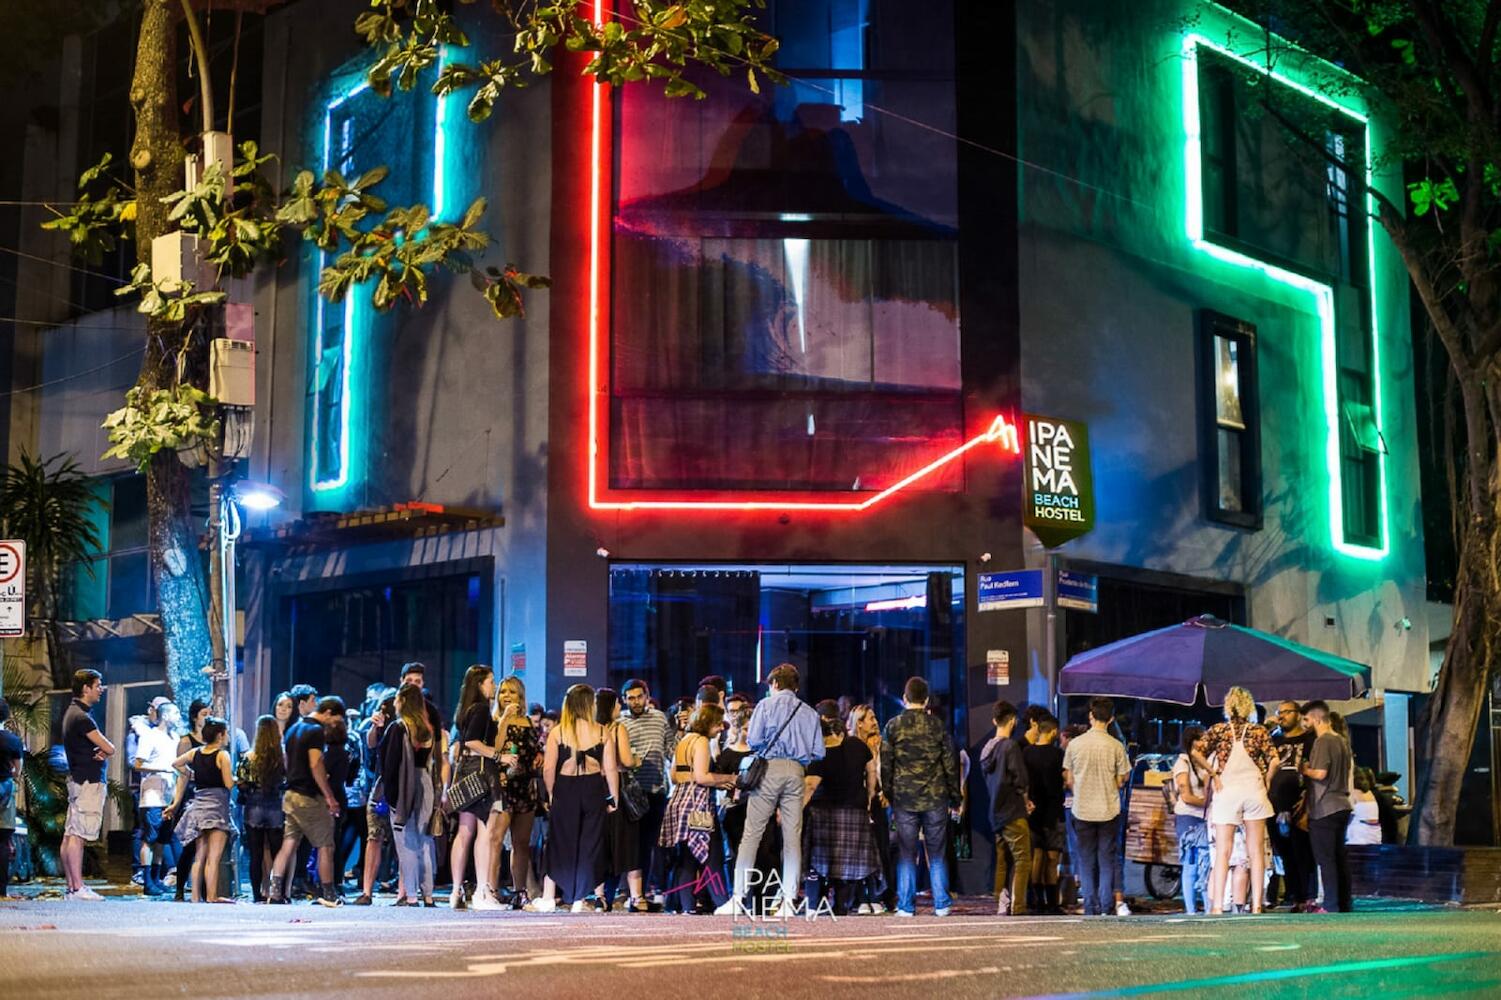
1123, 754, 1182, 899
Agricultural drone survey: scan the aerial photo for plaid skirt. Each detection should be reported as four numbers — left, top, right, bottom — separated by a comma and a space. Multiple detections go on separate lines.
805, 804, 879, 882
659, 781, 716, 865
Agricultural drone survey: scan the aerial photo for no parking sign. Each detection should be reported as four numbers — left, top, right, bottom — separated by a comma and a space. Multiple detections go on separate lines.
0, 540, 25, 638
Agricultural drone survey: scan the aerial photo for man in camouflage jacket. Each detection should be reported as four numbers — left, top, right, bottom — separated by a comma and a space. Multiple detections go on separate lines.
881, 676, 960, 916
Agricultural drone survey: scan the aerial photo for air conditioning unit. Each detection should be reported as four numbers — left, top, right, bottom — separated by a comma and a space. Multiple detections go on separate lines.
210, 338, 255, 407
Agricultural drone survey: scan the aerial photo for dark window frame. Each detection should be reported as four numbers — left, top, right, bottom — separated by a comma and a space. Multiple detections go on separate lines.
1198, 310, 1262, 530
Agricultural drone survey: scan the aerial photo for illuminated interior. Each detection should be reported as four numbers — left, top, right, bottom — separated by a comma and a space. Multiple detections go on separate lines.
608, 561, 966, 730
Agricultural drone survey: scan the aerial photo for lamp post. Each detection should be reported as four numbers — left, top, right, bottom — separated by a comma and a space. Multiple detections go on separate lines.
220, 478, 283, 770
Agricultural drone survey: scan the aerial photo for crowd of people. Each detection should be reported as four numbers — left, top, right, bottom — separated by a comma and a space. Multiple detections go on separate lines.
10, 665, 1371, 916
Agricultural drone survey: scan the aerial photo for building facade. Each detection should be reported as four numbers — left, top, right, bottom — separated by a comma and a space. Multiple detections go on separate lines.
3, 0, 1434, 863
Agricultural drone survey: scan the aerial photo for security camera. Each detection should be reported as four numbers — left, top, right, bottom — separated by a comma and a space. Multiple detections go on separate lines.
595, 547, 610, 559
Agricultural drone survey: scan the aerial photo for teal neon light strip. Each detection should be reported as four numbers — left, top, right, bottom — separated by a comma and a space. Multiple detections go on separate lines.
310, 81, 368, 492
1181, 34, 1388, 559
310, 62, 459, 492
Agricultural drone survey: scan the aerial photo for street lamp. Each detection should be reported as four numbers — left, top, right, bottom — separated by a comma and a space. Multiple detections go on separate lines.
219, 478, 283, 769
232, 480, 285, 512
216, 476, 280, 902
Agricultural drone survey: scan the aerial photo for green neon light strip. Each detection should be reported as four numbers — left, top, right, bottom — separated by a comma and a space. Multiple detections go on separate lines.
1034, 950, 1498, 999
310, 63, 457, 493
1182, 33, 1388, 559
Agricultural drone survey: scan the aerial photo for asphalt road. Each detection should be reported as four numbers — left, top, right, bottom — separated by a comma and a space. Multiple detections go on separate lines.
2, 895, 1499, 999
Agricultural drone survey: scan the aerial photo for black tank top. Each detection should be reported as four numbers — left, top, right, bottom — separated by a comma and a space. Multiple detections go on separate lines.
192, 748, 227, 789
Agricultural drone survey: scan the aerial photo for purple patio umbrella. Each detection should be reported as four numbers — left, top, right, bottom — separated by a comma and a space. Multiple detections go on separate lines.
1059, 614, 1370, 706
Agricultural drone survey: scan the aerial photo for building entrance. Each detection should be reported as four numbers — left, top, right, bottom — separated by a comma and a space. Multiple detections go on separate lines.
608, 563, 965, 731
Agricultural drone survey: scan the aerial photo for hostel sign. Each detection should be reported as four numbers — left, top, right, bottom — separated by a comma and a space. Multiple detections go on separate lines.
1023, 415, 1094, 548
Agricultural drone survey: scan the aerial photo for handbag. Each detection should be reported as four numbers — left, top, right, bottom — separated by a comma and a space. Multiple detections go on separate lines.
444, 755, 495, 814
620, 769, 650, 821
737, 701, 806, 791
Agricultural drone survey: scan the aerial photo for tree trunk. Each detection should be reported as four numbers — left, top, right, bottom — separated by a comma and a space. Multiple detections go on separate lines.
1412, 522, 1498, 845
129, 0, 213, 709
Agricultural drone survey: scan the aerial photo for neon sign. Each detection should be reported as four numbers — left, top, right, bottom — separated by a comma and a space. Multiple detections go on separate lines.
1181, 33, 1387, 559
310, 55, 458, 495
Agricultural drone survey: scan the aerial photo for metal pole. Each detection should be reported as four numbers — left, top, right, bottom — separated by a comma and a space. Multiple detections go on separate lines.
1045, 551, 1060, 716
221, 492, 242, 899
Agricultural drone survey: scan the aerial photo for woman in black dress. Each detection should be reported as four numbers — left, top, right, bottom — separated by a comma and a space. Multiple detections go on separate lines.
525, 684, 620, 913
163, 716, 238, 902
803, 700, 878, 915
592, 688, 639, 910
169, 698, 211, 901
447, 664, 501, 909
487, 675, 543, 907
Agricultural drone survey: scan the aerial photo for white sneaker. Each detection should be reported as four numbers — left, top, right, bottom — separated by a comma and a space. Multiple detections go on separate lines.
871, 903, 887, 915
773, 898, 797, 919
1115, 900, 1132, 916
713, 898, 744, 917
894, 908, 916, 918
997, 890, 1012, 915
570, 899, 587, 914
66, 887, 105, 902
522, 897, 557, 913
934, 906, 952, 917
856, 903, 873, 915
471, 890, 504, 911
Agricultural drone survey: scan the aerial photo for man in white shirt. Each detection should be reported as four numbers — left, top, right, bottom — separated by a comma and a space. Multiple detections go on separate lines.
133, 702, 180, 896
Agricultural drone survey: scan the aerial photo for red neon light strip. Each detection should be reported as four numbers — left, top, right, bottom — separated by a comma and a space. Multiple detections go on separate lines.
583, 15, 1015, 512
589, 416, 1019, 511
586, 0, 606, 509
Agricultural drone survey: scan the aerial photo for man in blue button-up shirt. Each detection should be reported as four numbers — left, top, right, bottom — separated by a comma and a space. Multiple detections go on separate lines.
718, 663, 823, 916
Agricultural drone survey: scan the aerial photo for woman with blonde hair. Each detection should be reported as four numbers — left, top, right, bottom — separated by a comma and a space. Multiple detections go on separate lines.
383, 683, 438, 906
1193, 685, 1276, 914
488, 674, 543, 907
526, 684, 621, 913
847, 703, 891, 913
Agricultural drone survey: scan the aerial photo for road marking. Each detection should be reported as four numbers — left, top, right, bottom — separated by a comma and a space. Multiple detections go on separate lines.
823, 966, 1004, 983
360, 934, 1065, 979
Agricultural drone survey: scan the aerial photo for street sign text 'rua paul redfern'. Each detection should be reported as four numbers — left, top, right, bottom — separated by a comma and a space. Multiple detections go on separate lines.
1023, 415, 1094, 548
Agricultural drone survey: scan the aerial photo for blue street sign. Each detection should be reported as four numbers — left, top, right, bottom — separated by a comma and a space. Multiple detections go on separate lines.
977, 569, 1045, 611
1057, 569, 1098, 613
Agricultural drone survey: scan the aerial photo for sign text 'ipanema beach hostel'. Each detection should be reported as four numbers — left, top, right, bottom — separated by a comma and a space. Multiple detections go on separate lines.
1023, 415, 1094, 548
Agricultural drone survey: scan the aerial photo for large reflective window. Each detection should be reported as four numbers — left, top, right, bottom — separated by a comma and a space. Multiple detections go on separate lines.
610, 0, 961, 491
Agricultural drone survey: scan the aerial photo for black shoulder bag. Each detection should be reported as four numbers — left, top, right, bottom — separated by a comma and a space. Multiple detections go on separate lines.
737, 701, 805, 792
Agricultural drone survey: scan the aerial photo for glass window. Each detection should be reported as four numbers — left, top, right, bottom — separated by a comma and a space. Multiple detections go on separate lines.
1214, 335, 1244, 430
281, 571, 487, 716
308, 75, 432, 491
1202, 314, 1259, 527
610, 0, 962, 492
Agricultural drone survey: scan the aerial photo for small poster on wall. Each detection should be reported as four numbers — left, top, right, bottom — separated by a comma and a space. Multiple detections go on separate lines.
563, 640, 588, 677
986, 649, 1010, 686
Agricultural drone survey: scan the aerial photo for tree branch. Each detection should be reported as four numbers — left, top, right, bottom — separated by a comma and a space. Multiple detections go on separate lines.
1380, 199, 1476, 377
